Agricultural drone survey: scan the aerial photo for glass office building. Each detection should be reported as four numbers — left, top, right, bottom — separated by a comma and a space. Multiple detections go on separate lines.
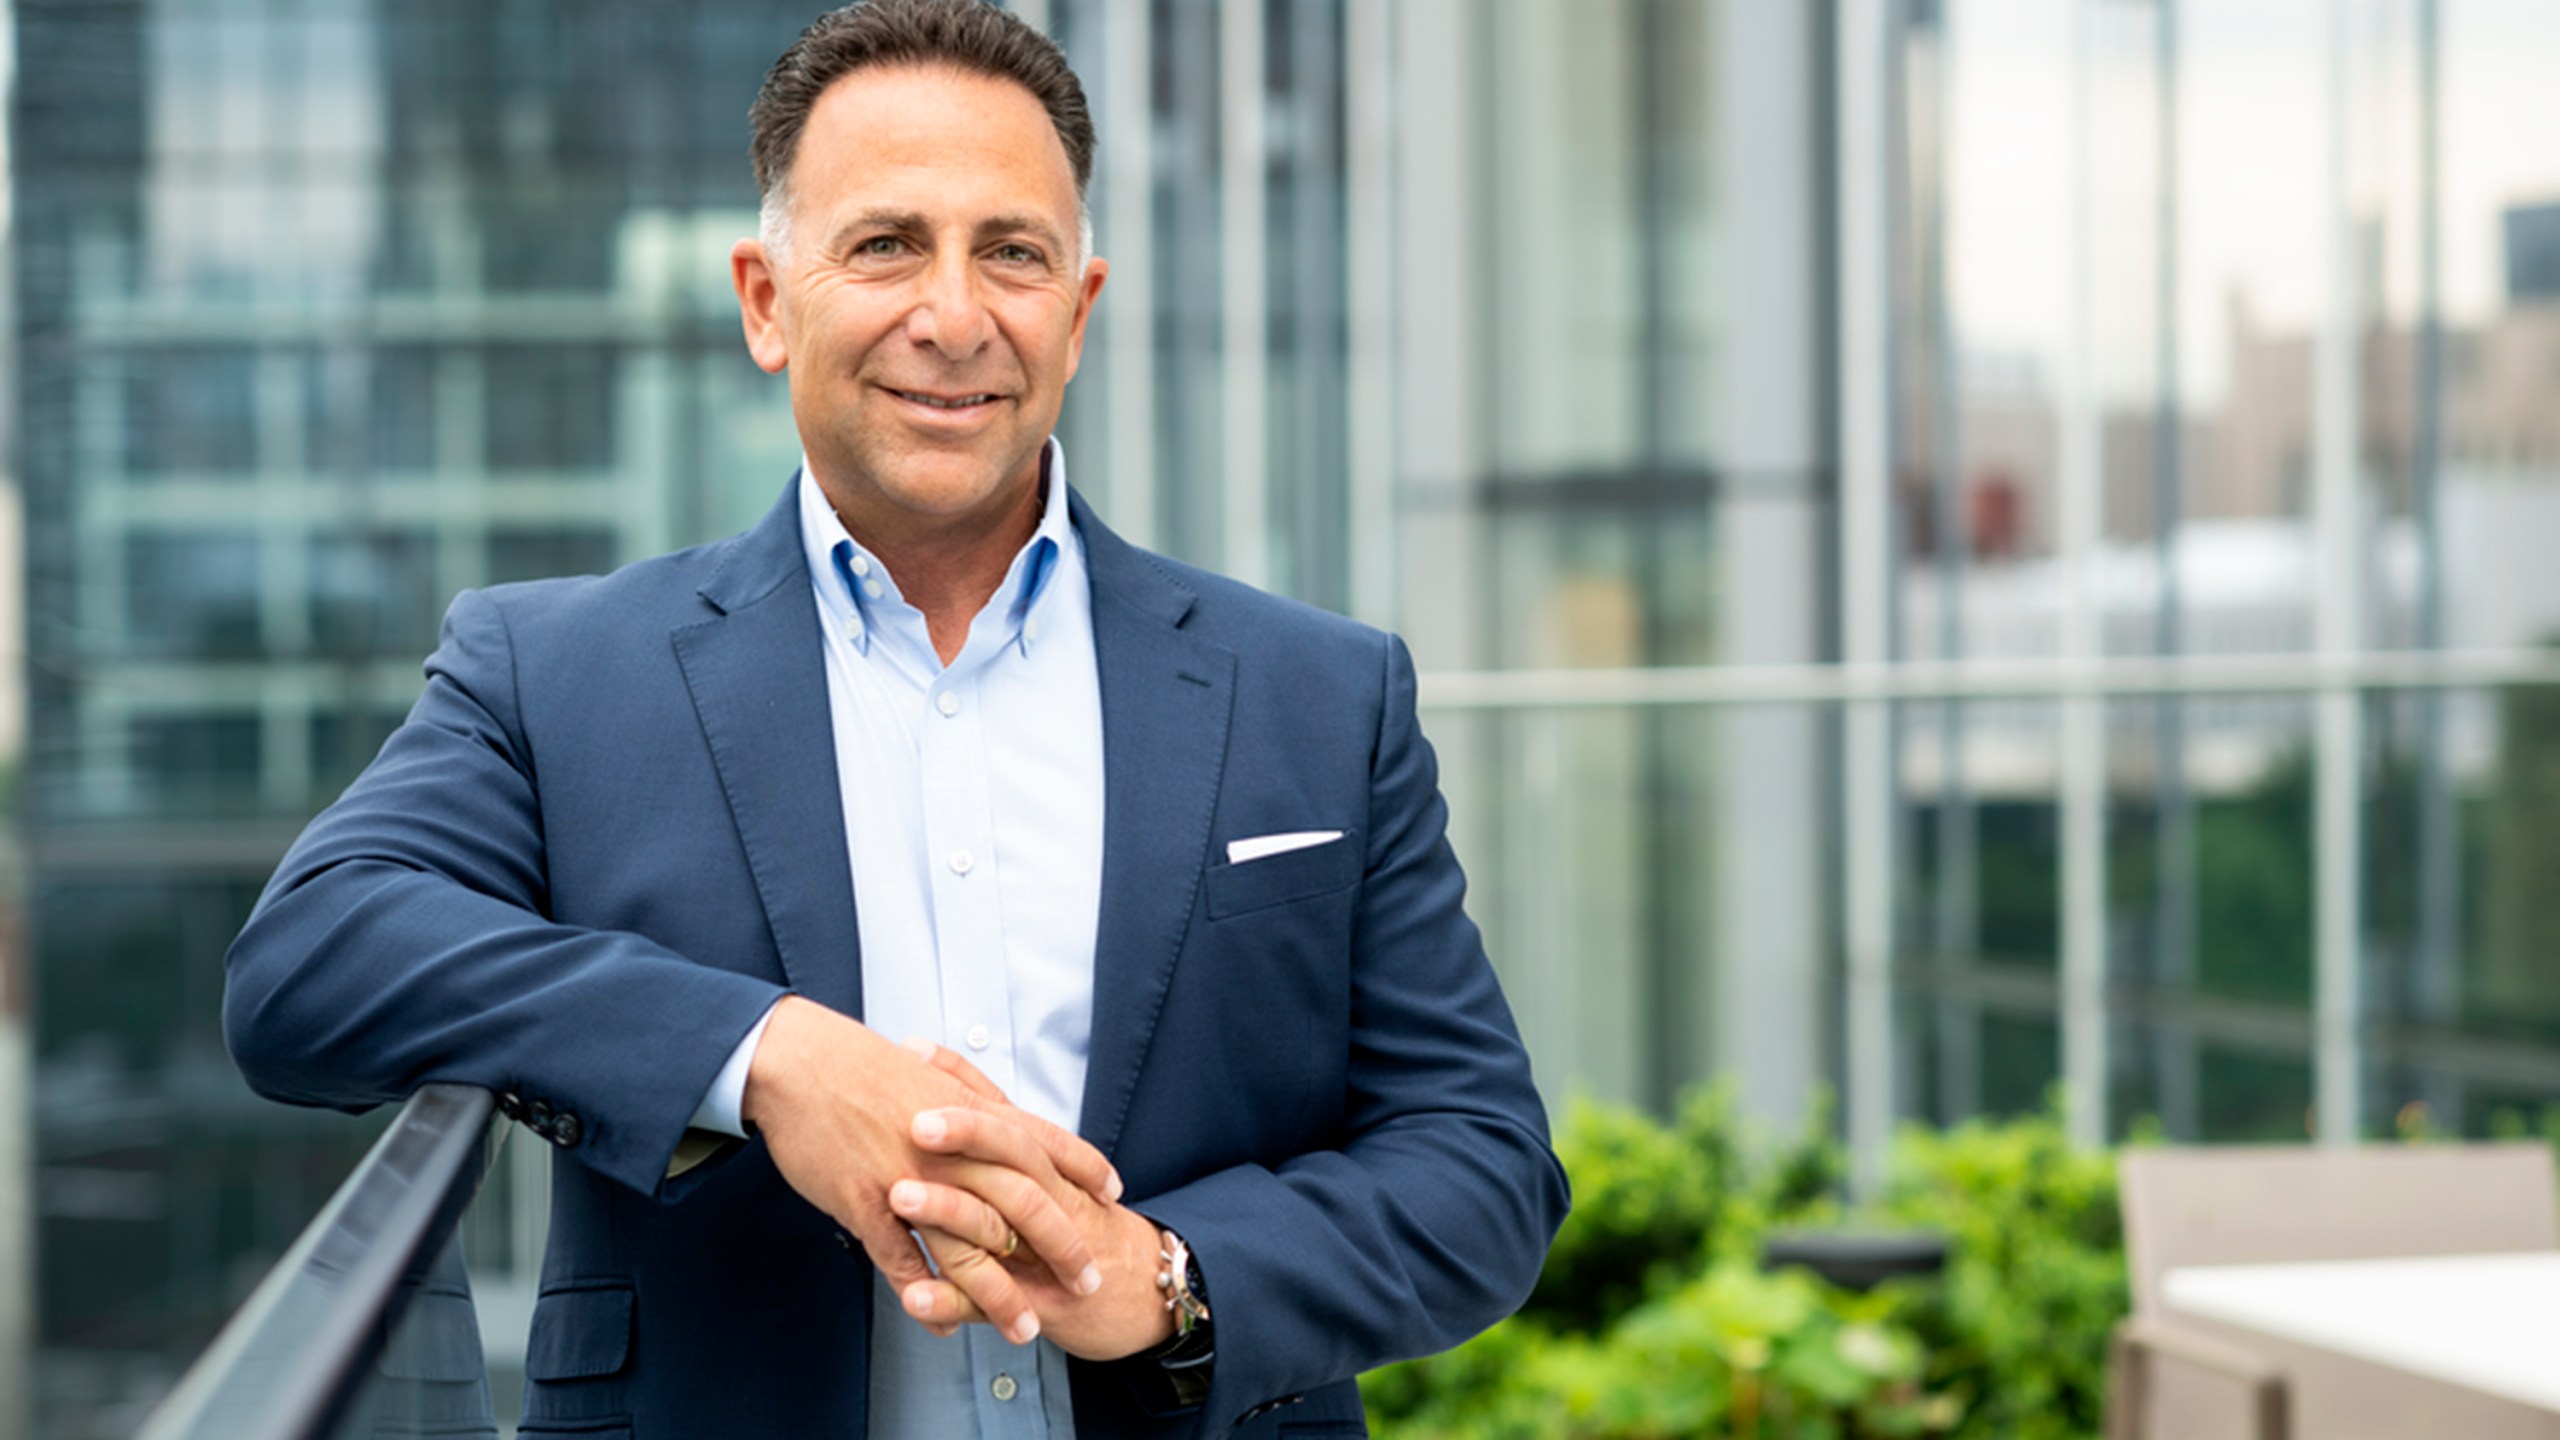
9, 0, 2560, 1434
12, 4, 826, 1431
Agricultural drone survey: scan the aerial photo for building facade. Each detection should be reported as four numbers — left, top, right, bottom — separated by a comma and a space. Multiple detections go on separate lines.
10, 1, 2560, 1436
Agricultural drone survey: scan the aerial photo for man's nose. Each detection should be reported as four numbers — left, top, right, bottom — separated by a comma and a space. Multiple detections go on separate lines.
904, 254, 991, 358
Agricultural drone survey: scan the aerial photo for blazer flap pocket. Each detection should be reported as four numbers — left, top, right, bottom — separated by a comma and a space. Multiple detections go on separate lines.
525, 1284, 635, 1382
1206, 829, 1360, 919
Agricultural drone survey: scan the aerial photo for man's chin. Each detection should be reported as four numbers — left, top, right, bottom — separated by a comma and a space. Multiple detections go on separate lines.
824, 464, 1039, 538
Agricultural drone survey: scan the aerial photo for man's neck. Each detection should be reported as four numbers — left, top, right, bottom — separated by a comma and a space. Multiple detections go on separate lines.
827, 478, 1045, 667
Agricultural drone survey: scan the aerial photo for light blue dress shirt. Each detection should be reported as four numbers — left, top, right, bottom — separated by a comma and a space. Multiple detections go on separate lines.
693, 444, 1106, 1438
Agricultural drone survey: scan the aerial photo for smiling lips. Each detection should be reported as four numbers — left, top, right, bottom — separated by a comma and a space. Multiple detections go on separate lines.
888, 386, 1002, 412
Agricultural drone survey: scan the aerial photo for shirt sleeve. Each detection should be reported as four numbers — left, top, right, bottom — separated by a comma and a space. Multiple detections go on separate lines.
686, 1001, 781, 1137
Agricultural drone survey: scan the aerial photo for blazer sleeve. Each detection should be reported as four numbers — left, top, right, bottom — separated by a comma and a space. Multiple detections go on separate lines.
222, 587, 785, 1196
1124, 633, 1571, 1429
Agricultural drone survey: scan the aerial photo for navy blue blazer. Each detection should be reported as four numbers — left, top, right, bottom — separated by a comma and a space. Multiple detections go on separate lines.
225, 480, 1567, 1438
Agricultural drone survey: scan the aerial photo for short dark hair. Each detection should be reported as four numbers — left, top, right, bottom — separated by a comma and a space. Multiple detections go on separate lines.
750, 0, 1095, 215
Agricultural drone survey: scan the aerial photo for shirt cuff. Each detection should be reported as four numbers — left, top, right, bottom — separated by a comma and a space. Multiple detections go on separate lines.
687, 1002, 780, 1138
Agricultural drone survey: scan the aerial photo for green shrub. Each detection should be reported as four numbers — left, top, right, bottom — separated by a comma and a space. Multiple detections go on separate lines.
1524, 1087, 1842, 1333
1873, 1106, 2125, 1439
1365, 1088, 2120, 1440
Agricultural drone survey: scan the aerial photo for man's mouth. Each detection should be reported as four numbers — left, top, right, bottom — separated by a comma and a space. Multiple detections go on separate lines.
889, 388, 1000, 410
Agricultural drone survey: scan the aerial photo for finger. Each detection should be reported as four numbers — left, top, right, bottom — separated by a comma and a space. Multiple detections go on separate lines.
898, 1275, 985, 1335
935, 1155, 1105, 1297
913, 1112, 1103, 1294
906, 1037, 1010, 1102
1032, 1118, 1124, 1205
903, 1043, 1118, 1201
890, 1178, 1018, 1259
853, 1216, 936, 1295
915, 1105, 1123, 1207
916, 1232, 1041, 1345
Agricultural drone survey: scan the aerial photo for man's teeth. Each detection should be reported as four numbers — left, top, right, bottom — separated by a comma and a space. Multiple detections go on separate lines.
905, 392, 995, 409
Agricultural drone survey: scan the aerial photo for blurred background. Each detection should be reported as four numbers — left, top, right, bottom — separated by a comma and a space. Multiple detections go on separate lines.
2, 0, 2558, 1435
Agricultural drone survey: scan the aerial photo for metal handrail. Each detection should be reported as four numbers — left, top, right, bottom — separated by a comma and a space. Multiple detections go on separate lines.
134, 1085, 501, 1440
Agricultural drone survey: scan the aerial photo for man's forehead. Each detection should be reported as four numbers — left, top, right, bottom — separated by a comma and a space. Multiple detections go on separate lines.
810, 62, 1060, 145
794, 62, 1079, 196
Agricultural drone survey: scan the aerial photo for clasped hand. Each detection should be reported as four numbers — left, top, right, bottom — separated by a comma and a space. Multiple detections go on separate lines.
739, 996, 1176, 1359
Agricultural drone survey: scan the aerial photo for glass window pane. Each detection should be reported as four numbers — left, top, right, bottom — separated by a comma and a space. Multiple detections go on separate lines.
125, 348, 260, 477
484, 345, 615, 471
486, 527, 614, 585
125, 532, 262, 658
308, 531, 439, 656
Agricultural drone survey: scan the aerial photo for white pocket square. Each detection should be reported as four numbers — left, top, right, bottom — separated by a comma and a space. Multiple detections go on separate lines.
1226, 830, 1345, 865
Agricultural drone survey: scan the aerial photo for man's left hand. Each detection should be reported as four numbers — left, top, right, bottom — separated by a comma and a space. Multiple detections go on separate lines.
883, 1051, 1179, 1358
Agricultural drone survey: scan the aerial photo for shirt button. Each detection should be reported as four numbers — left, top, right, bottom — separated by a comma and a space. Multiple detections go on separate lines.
1025, 617, 1042, 643
936, 692, 960, 717
864, 580, 885, 600
966, 1025, 991, 1051
991, 1373, 1018, 1402
845, 619, 865, 643
949, 850, 975, 875
850, 553, 871, 577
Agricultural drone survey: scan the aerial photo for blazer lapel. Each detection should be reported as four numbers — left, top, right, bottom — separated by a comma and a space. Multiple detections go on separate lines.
1073, 494, 1236, 1156
670, 482, 866, 1018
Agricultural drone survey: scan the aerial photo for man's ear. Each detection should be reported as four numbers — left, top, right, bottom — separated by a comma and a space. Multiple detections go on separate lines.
732, 238, 790, 375
1061, 255, 1108, 383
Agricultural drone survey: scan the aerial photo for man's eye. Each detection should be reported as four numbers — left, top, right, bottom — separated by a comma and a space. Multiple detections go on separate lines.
857, 236, 906, 257
992, 243, 1041, 265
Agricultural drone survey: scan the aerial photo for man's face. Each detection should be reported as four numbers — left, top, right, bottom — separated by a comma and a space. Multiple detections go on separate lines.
732, 64, 1105, 547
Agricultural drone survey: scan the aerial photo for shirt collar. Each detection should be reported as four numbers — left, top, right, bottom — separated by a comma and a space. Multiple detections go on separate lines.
796, 441, 1074, 659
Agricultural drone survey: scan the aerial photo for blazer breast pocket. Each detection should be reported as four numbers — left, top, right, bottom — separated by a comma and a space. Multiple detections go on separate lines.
1205, 830, 1360, 920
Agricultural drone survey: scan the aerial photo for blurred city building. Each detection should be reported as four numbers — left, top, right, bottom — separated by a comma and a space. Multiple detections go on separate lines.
10, 4, 816, 1432
6, 0, 2559, 1437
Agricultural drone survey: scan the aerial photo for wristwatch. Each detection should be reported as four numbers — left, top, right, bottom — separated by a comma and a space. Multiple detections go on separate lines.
1143, 1228, 1214, 1408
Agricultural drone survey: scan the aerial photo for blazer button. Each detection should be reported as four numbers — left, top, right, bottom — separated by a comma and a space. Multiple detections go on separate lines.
497, 1092, 524, 1120
551, 1112, 582, 1147
527, 1100, 553, 1131
834, 1229, 856, 1254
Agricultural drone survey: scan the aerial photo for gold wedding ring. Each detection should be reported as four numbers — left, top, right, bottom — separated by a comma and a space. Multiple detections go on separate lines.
996, 1226, 1020, 1261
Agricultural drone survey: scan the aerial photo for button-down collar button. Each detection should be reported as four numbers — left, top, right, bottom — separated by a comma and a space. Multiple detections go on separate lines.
1024, 617, 1042, 643
991, 1373, 1018, 1402
936, 692, 960, 717
863, 580, 885, 600
949, 850, 974, 875
551, 1112, 582, 1147
850, 553, 872, 577
965, 1025, 991, 1052
845, 618, 864, 643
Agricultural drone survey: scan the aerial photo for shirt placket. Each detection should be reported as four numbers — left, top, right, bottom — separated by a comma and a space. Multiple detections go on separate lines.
917, 657, 1046, 1436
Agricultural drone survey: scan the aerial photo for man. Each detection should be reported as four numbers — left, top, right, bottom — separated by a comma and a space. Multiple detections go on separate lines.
223, 1, 1566, 1435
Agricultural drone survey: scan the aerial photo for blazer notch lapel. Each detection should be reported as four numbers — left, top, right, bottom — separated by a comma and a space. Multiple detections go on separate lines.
1079, 570, 1236, 1157
669, 493, 865, 1017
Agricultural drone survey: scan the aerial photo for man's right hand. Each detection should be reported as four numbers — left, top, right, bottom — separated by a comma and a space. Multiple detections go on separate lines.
739, 996, 1120, 1343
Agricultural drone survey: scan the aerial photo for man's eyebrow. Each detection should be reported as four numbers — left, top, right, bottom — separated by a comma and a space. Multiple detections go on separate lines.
975, 213, 1070, 254
822, 208, 1071, 260
826, 208, 927, 250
